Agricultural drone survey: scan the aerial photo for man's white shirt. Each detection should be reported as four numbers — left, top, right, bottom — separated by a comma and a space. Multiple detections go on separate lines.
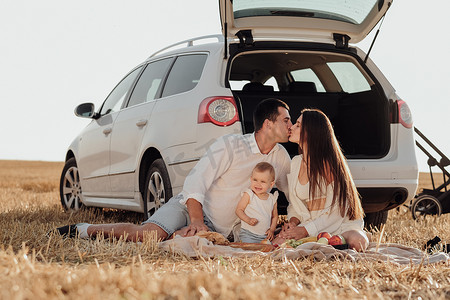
180, 133, 291, 236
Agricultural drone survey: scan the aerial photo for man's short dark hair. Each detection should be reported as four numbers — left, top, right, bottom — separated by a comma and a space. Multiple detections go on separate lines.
253, 98, 289, 132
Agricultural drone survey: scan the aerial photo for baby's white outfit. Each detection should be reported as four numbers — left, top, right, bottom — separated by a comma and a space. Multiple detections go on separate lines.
241, 189, 278, 236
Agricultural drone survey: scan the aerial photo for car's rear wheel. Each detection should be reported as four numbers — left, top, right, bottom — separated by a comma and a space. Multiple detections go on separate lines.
364, 211, 388, 231
411, 195, 442, 220
60, 157, 84, 211
143, 158, 172, 220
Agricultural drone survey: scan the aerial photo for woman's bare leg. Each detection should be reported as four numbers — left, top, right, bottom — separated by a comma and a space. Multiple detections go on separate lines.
341, 229, 369, 252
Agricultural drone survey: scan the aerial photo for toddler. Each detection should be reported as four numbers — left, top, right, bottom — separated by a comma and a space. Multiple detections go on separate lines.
235, 162, 278, 243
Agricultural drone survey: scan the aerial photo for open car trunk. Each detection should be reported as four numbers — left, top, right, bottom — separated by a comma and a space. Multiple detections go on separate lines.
228, 45, 390, 159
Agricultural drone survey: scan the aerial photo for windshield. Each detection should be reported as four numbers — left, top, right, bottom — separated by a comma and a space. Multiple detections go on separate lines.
232, 0, 379, 25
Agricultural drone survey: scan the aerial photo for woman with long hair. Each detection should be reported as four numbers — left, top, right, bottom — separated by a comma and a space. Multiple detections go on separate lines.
276, 108, 369, 251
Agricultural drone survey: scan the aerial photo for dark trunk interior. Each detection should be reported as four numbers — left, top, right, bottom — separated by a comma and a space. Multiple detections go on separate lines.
234, 88, 389, 158
229, 48, 390, 159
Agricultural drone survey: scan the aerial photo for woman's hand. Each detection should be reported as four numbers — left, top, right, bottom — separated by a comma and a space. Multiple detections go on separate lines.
278, 225, 308, 240
282, 221, 297, 232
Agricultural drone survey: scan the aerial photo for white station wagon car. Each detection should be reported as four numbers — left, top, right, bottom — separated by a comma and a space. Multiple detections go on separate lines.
60, 0, 418, 228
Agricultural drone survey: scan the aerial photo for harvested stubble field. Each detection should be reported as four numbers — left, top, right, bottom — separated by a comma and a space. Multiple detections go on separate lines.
0, 160, 449, 299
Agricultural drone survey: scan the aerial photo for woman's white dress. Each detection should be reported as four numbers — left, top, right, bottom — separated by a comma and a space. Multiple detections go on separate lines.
286, 155, 364, 236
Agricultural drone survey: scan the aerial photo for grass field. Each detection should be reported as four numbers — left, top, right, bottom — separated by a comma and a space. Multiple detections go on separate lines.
0, 160, 449, 299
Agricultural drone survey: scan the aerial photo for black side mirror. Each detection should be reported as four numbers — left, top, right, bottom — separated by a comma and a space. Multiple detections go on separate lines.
74, 103, 99, 119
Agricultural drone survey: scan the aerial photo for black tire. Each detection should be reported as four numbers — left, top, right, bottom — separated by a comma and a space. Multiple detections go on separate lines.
143, 158, 172, 220
364, 211, 388, 231
60, 157, 84, 211
411, 195, 442, 220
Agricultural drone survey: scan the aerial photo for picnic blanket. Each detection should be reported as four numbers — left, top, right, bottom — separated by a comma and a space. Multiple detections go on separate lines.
159, 235, 450, 265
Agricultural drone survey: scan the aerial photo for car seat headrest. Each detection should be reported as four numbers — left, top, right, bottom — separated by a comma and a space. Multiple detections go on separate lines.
242, 82, 274, 92
288, 81, 317, 93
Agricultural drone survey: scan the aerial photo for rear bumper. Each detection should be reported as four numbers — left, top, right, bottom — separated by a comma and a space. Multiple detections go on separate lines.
358, 187, 409, 213
349, 124, 419, 213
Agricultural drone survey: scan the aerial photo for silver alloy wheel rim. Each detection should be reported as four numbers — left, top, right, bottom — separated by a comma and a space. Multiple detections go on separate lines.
412, 195, 442, 220
146, 171, 166, 214
62, 166, 82, 211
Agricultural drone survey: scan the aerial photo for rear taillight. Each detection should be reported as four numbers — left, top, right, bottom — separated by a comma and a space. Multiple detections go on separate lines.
397, 100, 413, 128
198, 96, 239, 126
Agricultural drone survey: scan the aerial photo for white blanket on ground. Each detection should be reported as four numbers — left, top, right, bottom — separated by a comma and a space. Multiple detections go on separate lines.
159, 236, 449, 265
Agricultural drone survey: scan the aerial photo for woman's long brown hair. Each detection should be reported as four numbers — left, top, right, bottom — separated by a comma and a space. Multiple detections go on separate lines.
299, 109, 364, 220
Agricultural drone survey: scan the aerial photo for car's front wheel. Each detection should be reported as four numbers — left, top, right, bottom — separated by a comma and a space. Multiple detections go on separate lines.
60, 157, 84, 211
143, 158, 172, 220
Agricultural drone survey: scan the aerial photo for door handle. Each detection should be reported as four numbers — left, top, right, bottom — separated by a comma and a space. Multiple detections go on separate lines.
103, 128, 112, 135
136, 120, 148, 127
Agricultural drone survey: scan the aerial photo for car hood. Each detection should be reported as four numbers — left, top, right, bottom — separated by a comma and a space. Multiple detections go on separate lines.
219, 0, 392, 44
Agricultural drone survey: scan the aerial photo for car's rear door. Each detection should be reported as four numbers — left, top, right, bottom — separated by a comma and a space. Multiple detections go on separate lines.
219, 0, 392, 44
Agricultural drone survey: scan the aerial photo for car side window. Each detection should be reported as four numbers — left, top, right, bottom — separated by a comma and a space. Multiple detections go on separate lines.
162, 54, 207, 98
99, 67, 142, 115
127, 58, 173, 107
264, 77, 279, 91
327, 62, 371, 93
229, 80, 250, 90
291, 69, 326, 92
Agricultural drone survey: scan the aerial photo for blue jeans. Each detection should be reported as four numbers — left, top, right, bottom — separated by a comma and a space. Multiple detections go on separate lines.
142, 194, 216, 236
239, 228, 267, 243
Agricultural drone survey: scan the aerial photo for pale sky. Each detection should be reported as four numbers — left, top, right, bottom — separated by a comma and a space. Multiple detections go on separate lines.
1, 0, 449, 172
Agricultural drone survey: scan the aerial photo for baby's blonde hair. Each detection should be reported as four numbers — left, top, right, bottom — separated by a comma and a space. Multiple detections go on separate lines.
252, 162, 275, 181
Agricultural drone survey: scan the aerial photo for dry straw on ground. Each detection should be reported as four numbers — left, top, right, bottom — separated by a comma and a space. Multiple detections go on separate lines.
0, 160, 449, 299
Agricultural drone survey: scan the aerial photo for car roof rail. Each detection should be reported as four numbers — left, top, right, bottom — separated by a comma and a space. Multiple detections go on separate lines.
148, 34, 224, 58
